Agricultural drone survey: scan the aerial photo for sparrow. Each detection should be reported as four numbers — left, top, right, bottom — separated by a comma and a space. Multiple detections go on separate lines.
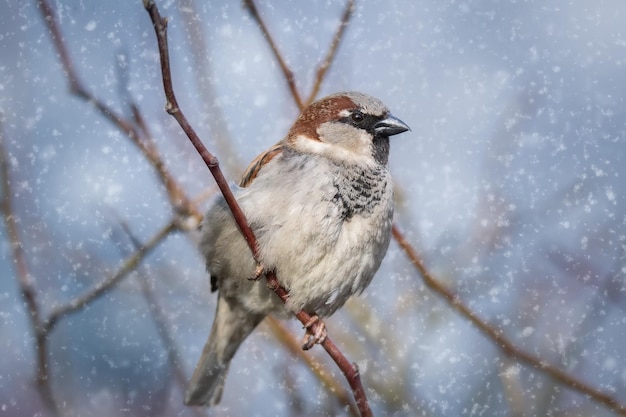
185, 91, 410, 406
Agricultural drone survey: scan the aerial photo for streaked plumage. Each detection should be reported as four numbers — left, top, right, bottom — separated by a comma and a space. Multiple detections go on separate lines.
185, 91, 410, 406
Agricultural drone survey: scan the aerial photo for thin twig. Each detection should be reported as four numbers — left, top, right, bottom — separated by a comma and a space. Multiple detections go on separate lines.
262, 272, 371, 415
144, 0, 259, 259
391, 224, 626, 417
143, 2, 371, 415
44, 220, 178, 335
36, 0, 136, 134
34, 0, 81, 95
0, 119, 59, 416
35, 0, 195, 218
115, 220, 207, 417
305, 0, 355, 106
178, 0, 242, 177
245, 0, 355, 109
117, 221, 186, 381
264, 317, 359, 417
243, 0, 304, 111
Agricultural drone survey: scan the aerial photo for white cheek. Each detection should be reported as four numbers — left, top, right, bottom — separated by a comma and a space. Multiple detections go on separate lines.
293, 133, 376, 166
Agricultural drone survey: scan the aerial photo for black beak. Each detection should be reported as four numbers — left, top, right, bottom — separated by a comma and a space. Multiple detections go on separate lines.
373, 113, 411, 137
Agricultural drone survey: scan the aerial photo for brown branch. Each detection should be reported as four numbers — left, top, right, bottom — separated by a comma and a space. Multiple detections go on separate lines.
264, 317, 359, 417
35, 0, 195, 219
0, 119, 59, 416
178, 0, 242, 177
34, 0, 81, 95
115, 220, 206, 417
35, 0, 135, 132
44, 220, 178, 335
117, 221, 186, 379
245, 0, 355, 109
143, 2, 371, 415
305, 0, 355, 106
263, 273, 371, 415
391, 224, 626, 417
243, 0, 304, 111
143, 1, 259, 260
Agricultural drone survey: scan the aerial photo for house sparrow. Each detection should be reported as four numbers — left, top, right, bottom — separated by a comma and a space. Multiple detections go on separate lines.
185, 91, 410, 406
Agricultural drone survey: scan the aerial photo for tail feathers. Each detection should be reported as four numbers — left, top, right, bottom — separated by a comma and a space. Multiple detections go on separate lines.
184, 348, 230, 406
184, 296, 264, 406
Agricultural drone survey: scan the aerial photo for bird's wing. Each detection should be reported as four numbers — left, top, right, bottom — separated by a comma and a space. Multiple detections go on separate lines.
239, 141, 284, 188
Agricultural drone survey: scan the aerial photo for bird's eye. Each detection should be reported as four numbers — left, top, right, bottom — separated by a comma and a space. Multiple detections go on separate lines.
351, 111, 364, 124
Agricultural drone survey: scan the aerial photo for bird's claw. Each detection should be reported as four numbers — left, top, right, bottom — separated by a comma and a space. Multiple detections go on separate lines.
248, 263, 266, 281
301, 315, 327, 350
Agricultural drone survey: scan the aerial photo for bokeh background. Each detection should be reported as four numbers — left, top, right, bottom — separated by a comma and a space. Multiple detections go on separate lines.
1, 0, 625, 416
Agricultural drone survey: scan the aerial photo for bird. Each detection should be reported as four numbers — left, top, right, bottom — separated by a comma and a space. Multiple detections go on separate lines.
184, 91, 410, 406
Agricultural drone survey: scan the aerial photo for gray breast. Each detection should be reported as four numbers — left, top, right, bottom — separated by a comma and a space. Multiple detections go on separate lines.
331, 164, 389, 220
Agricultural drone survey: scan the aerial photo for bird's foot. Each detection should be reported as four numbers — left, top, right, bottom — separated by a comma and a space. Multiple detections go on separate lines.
248, 263, 266, 281
301, 315, 327, 350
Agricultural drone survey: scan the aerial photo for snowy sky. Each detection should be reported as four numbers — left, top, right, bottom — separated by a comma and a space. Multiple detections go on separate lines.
1, 1, 625, 416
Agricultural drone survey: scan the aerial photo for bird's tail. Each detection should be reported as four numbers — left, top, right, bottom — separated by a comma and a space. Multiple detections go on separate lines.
184, 295, 264, 406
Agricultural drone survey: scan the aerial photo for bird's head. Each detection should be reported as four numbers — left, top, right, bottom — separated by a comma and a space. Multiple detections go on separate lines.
287, 91, 410, 166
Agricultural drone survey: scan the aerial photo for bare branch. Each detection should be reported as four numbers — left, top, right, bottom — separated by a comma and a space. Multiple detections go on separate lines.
262, 272, 371, 415
115, 220, 207, 417
178, 0, 242, 177
243, 0, 304, 111
0, 119, 59, 416
143, 0, 259, 259
143, 2, 372, 415
244, 0, 355, 109
305, 0, 355, 106
44, 220, 178, 334
35, 0, 136, 134
391, 224, 626, 417
264, 317, 360, 417
35, 0, 196, 219
34, 0, 82, 95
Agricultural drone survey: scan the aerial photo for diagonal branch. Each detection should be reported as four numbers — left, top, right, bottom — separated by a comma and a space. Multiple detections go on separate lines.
391, 224, 626, 417
143, 2, 371, 415
114, 220, 207, 417
243, 0, 304, 111
35, 1, 136, 135
34, 0, 81, 95
0, 119, 59, 416
264, 317, 359, 417
245, 0, 356, 109
44, 220, 179, 335
143, 0, 259, 259
35, 0, 195, 219
178, 0, 242, 177
305, 0, 355, 106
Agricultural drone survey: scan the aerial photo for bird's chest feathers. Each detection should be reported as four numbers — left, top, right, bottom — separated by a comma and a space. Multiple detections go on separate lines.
250, 155, 392, 264
330, 166, 393, 254
331, 165, 389, 221
247, 156, 393, 315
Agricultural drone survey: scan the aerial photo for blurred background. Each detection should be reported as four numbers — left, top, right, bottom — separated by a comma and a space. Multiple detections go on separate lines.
1, 0, 625, 416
